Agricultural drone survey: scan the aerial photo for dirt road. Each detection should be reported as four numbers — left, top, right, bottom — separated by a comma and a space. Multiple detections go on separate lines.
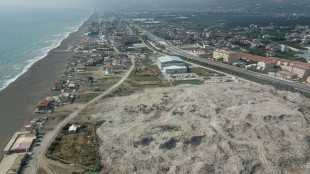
207, 100, 277, 174
24, 56, 135, 174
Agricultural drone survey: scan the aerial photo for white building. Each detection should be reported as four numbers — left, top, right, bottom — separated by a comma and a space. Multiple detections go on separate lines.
75, 64, 86, 72
257, 61, 275, 70
69, 124, 80, 134
280, 44, 290, 52
157, 56, 187, 74
105, 66, 115, 75
163, 66, 187, 74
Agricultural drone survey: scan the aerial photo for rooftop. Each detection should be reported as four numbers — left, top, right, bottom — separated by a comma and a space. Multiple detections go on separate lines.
163, 66, 187, 70
290, 63, 310, 70
277, 71, 298, 77
36, 100, 51, 107
214, 49, 237, 55
158, 56, 184, 63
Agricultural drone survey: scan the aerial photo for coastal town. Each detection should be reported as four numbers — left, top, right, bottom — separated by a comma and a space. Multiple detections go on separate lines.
0, 9, 310, 174
125, 11, 310, 85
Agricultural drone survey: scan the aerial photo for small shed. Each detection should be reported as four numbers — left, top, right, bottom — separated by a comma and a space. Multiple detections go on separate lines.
69, 124, 81, 134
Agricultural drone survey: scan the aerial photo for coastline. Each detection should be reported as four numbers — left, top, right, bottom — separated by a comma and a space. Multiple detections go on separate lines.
0, 12, 92, 92
0, 14, 93, 154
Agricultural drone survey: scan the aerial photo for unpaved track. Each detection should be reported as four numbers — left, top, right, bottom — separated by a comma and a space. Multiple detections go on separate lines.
25, 57, 135, 174
207, 100, 277, 174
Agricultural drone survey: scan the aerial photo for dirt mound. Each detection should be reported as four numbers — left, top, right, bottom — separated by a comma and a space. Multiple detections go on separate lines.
91, 82, 310, 173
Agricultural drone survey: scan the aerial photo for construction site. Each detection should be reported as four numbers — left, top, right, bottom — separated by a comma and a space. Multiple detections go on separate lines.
90, 82, 310, 174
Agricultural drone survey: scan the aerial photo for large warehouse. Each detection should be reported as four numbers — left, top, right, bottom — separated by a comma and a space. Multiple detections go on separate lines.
157, 56, 187, 74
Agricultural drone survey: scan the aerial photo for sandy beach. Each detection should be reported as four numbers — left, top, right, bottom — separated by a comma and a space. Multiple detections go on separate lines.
0, 16, 91, 153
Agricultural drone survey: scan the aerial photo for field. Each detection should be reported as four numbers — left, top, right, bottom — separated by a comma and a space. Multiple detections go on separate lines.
126, 59, 172, 87
174, 79, 203, 85
188, 67, 225, 77
48, 122, 102, 171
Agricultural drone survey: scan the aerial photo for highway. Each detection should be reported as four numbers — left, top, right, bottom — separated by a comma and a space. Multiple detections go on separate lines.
124, 18, 310, 94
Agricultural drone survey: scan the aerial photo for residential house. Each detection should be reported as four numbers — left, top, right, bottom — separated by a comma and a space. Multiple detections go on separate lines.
276, 71, 298, 80
289, 64, 310, 78
257, 60, 275, 70
36, 101, 53, 112
105, 66, 115, 75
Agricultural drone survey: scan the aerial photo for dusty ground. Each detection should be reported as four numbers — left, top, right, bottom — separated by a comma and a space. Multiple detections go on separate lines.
91, 82, 310, 174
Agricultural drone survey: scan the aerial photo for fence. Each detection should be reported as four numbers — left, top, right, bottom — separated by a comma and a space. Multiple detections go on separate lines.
46, 153, 96, 171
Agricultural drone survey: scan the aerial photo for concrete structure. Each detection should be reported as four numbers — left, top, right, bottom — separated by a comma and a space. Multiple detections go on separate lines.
105, 66, 115, 75
69, 124, 80, 134
75, 64, 86, 72
53, 81, 63, 90
157, 56, 185, 70
257, 60, 275, 70
3, 132, 36, 154
36, 100, 53, 111
276, 71, 298, 80
289, 64, 310, 78
307, 76, 310, 84
0, 153, 29, 174
163, 65, 187, 74
213, 49, 238, 63
157, 56, 187, 74
280, 44, 290, 52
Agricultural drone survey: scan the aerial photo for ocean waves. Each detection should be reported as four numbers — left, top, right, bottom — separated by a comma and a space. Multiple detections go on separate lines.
0, 8, 92, 92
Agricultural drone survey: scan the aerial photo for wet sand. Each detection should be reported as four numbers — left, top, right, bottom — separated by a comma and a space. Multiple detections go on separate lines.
0, 17, 91, 153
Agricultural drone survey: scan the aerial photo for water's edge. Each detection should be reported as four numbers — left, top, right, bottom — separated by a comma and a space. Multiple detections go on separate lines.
0, 11, 93, 92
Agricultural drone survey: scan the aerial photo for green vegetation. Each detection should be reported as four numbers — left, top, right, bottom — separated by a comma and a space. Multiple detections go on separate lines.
174, 80, 203, 85
249, 47, 267, 57
128, 59, 171, 87
188, 67, 224, 77
47, 122, 102, 171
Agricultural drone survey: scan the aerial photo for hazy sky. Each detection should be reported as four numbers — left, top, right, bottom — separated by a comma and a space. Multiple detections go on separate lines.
0, 0, 95, 8
0, 0, 309, 10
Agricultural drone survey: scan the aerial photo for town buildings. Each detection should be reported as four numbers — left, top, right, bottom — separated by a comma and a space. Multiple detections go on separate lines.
276, 71, 298, 80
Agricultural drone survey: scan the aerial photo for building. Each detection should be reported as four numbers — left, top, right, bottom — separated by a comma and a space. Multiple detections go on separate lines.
289, 64, 310, 78
157, 56, 187, 74
53, 81, 63, 90
280, 44, 290, 52
3, 132, 36, 154
276, 59, 292, 70
69, 124, 81, 134
257, 60, 275, 70
105, 66, 115, 75
163, 66, 188, 74
75, 64, 86, 72
36, 100, 53, 112
0, 153, 29, 174
213, 49, 238, 63
276, 71, 298, 80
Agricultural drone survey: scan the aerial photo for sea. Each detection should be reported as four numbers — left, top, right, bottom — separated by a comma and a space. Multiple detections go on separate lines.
0, 7, 92, 91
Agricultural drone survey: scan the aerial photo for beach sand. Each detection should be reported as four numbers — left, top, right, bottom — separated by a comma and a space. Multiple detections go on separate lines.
0, 17, 91, 153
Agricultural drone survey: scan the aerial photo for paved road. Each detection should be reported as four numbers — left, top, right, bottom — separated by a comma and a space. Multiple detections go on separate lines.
25, 56, 135, 174
123, 17, 310, 94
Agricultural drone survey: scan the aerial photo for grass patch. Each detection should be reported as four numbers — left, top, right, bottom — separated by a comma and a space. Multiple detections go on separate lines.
174, 80, 203, 85
48, 122, 102, 171
189, 67, 225, 77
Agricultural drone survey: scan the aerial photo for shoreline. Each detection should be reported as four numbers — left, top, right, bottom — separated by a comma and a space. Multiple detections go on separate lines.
0, 14, 93, 154
0, 13, 92, 92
